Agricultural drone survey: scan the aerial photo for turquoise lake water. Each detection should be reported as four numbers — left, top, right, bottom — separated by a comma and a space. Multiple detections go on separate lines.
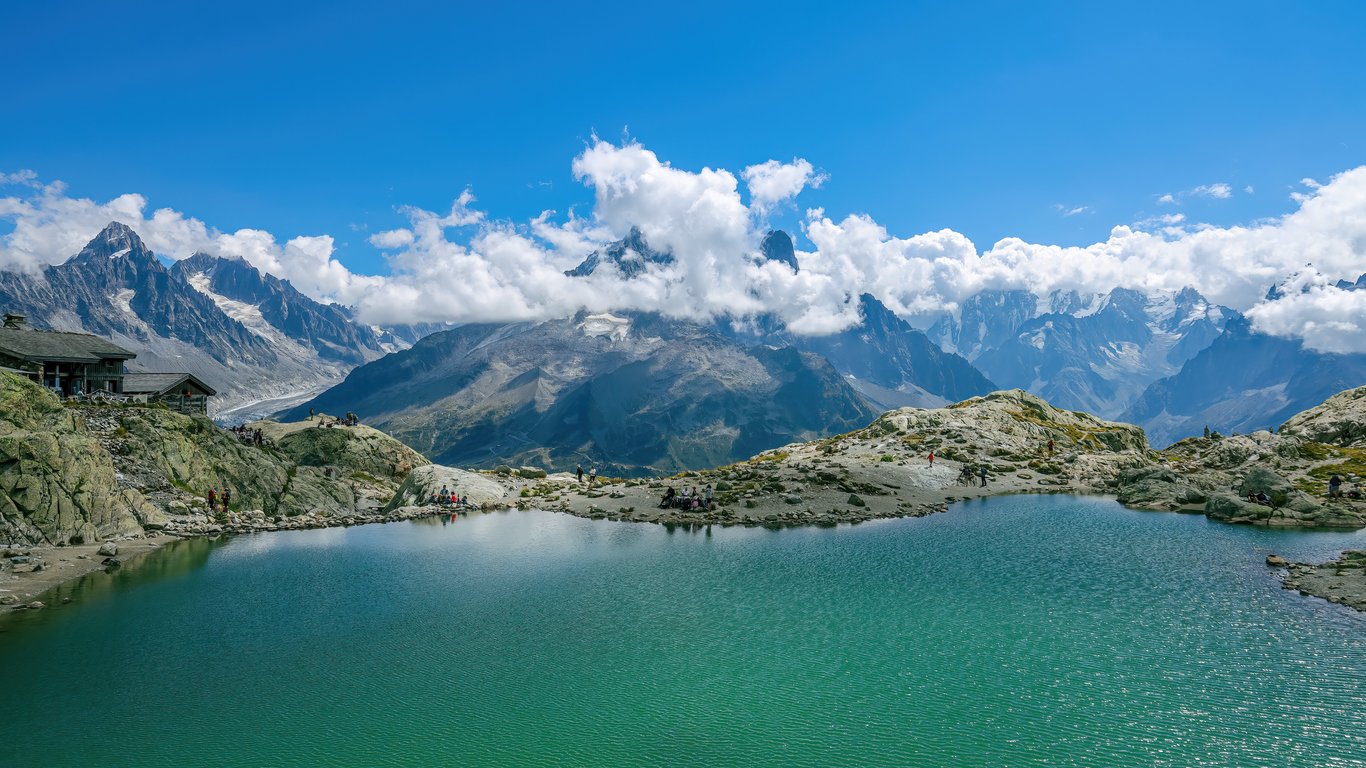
1, 495, 1364, 767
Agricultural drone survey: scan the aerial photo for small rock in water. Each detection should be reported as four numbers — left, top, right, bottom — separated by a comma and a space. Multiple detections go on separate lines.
26, 601, 43, 610
1266, 554, 1290, 567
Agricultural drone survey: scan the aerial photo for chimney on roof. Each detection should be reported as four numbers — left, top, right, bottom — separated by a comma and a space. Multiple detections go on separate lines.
3, 313, 27, 330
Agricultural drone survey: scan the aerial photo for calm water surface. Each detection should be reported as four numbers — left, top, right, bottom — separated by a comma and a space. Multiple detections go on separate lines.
1, 495, 1363, 767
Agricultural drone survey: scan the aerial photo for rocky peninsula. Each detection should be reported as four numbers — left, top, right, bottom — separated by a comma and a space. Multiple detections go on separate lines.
4, 369, 1365, 614
0, 371, 430, 607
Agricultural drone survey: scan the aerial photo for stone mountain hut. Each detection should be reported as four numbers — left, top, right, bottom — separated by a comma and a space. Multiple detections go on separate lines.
0, 312, 215, 413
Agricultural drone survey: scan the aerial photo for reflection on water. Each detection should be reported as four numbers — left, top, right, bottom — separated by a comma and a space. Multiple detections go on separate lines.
0, 536, 229, 635
0, 500, 1362, 768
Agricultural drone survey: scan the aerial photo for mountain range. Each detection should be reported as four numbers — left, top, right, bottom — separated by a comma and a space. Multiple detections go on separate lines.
927, 276, 1366, 447
285, 311, 881, 476
928, 286, 1232, 419
288, 229, 997, 474
0, 222, 406, 420
4, 221, 1362, 463
1123, 286, 1366, 447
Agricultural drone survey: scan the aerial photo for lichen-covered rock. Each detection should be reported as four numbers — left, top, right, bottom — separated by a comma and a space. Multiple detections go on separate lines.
1238, 468, 1295, 499
384, 465, 510, 511
875, 390, 1150, 455
1205, 493, 1273, 522
109, 407, 293, 515
1114, 466, 1207, 509
266, 422, 429, 482
1279, 385, 1366, 448
0, 373, 144, 545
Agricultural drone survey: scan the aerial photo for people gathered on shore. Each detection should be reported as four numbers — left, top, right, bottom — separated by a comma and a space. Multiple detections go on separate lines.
430, 484, 471, 508
659, 484, 714, 511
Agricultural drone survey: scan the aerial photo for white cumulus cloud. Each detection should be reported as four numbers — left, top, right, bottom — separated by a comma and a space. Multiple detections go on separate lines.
1191, 182, 1233, 199
742, 158, 826, 212
3, 143, 1366, 354
1246, 280, 1366, 354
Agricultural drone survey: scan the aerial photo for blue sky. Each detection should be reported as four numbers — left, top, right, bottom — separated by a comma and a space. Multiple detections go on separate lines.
4, 0, 1365, 278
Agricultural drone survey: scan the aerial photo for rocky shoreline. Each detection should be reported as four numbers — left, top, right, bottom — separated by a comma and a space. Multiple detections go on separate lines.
7, 378, 1366, 617
1269, 550, 1366, 611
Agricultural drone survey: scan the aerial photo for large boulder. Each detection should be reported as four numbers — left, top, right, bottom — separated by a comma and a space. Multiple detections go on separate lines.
1279, 385, 1366, 448
0, 374, 144, 545
1115, 466, 1207, 509
1205, 493, 1273, 522
384, 465, 510, 511
1238, 467, 1295, 500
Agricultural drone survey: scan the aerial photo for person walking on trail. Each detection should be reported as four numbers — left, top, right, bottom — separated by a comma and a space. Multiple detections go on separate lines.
309, 407, 315, 421
589, 467, 598, 486
207, 488, 217, 510
222, 488, 232, 513
928, 451, 934, 466
978, 465, 988, 488
576, 464, 584, 484
1047, 439, 1055, 456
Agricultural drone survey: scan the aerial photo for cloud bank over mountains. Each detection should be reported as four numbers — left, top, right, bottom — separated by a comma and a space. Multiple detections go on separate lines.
2, 141, 1364, 352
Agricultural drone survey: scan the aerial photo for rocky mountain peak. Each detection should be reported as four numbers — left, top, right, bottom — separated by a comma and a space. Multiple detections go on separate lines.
1173, 286, 1206, 305
1333, 273, 1366, 291
565, 226, 674, 278
759, 230, 799, 272
68, 221, 160, 270
1101, 287, 1149, 316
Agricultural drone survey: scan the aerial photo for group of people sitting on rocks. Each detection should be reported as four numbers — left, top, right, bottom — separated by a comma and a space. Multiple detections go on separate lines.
229, 424, 266, 447
429, 485, 472, 508
659, 485, 714, 511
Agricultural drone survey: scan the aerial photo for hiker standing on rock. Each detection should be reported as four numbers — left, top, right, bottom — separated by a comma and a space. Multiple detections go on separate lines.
222, 488, 231, 513
576, 464, 583, 484
589, 467, 597, 486
207, 488, 217, 511
978, 465, 988, 488
1047, 439, 1055, 456
928, 451, 934, 466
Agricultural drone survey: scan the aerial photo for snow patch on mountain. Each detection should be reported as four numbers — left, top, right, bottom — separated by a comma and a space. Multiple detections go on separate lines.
578, 312, 631, 341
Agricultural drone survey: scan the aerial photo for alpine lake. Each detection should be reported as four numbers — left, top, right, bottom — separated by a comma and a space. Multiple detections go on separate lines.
2, 495, 1363, 767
